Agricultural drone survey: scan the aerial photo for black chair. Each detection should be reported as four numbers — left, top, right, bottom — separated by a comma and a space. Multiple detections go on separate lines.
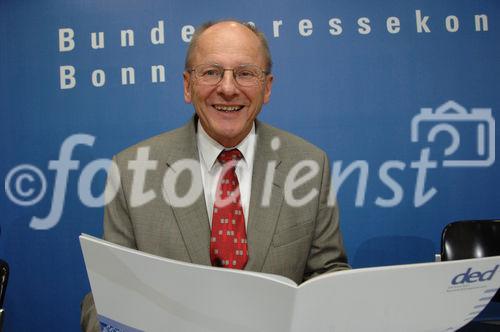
440, 220, 500, 331
0, 259, 8, 332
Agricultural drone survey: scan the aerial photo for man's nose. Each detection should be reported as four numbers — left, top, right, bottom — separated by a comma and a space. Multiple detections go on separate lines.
217, 70, 239, 97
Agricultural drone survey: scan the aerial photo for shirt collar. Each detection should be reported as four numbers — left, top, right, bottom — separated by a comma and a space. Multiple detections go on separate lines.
197, 121, 256, 171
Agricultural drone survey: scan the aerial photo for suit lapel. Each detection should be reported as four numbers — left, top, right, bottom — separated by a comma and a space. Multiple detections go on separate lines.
161, 118, 285, 270
245, 121, 285, 272
162, 117, 212, 266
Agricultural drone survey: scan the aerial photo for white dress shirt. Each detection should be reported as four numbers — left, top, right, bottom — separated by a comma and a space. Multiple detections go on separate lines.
197, 121, 256, 228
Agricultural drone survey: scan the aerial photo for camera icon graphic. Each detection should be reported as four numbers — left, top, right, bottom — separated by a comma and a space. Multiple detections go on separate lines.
411, 100, 495, 167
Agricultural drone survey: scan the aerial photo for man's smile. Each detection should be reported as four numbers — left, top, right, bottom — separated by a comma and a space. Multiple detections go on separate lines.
213, 104, 245, 112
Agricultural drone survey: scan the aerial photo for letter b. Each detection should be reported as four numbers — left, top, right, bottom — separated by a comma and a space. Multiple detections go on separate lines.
59, 28, 75, 52
60, 66, 76, 89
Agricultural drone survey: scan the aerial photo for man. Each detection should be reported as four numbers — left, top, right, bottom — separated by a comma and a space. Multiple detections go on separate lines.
81, 20, 349, 331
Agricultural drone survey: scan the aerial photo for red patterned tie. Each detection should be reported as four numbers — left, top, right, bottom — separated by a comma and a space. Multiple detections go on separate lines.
210, 149, 248, 269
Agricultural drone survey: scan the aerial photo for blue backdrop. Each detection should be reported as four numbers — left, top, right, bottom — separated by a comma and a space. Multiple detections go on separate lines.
1, 0, 499, 330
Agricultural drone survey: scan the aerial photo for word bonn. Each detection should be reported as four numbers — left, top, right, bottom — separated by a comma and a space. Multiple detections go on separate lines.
451, 265, 498, 285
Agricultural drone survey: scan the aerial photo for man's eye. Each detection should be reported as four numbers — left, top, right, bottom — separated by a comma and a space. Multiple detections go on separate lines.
202, 69, 221, 77
237, 70, 256, 78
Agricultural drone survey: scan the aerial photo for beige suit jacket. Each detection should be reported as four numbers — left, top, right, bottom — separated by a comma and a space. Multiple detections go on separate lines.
81, 117, 349, 331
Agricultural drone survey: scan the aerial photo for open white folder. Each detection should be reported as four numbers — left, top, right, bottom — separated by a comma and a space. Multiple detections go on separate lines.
80, 234, 500, 332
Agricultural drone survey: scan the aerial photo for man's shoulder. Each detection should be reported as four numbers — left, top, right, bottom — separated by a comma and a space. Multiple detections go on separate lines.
257, 121, 327, 162
113, 120, 194, 163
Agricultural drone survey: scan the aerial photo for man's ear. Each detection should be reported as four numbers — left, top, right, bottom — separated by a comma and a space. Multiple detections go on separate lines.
263, 74, 273, 104
183, 71, 192, 103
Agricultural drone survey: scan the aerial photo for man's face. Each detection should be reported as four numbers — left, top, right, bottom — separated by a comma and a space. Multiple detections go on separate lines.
183, 22, 273, 147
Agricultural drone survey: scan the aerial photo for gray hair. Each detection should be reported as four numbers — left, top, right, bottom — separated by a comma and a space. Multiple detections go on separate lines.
184, 20, 273, 73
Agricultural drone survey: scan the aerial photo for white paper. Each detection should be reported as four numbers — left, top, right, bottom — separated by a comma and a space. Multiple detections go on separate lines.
80, 234, 500, 332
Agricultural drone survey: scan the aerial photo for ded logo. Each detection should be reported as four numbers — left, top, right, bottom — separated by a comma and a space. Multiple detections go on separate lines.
451, 265, 498, 285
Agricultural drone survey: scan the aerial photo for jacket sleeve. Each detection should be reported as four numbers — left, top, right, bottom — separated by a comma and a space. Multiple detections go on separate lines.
303, 152, 350, 281
80, 292, 101, 332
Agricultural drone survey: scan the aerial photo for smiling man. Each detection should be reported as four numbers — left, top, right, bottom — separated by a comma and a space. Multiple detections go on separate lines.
81, 20, 349, 331
183, 21, 273, 148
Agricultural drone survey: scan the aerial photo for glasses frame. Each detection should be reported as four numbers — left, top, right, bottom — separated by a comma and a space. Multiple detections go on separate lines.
188, 63, 269, 87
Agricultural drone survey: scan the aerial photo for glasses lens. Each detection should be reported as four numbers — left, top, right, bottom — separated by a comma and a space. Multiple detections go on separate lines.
234, 65, 262, 86
194, 65, 223, 85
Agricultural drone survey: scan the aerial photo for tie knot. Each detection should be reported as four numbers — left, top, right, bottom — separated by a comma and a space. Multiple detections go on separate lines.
218, 149, 243, 164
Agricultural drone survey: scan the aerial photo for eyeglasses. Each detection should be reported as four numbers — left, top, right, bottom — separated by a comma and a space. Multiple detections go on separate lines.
189, 64, 268, 87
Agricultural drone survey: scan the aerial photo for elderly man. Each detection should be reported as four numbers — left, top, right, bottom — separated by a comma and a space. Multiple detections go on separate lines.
81, 20, 349, 331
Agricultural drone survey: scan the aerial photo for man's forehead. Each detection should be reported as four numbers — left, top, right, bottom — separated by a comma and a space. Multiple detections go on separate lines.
197, 22, 261, 50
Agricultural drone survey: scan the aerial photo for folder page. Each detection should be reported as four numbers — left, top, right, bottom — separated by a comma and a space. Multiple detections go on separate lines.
81, 234, 500, 332
291, 256, 500, 332
80, 234, 297, 332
